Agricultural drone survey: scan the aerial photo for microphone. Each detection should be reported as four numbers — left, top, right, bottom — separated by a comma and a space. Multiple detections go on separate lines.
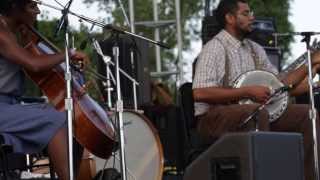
273, 84, 294, 94
293, 32, 320, 36
273, 31, 320, 37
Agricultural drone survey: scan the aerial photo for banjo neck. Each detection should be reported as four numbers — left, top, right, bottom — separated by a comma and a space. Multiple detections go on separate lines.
280, 40, 320, 77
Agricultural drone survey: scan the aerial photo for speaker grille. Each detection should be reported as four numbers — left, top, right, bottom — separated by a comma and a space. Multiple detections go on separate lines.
183, 132, 304, 180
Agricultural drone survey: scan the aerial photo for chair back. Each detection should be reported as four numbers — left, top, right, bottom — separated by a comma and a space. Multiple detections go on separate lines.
179, 82, 195, 141
179, 82, 213, 168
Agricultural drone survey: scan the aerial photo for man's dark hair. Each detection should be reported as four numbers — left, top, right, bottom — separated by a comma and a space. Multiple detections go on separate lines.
0, 0, 30, 15
216, 0, 248, 27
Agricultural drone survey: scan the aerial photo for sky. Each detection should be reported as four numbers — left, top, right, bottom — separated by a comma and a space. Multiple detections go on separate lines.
289, 0, 320, 61
38, 0, 320, 80
38, 0, 110, 31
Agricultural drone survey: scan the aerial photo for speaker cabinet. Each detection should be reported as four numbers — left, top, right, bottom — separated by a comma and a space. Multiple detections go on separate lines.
97, 35, 151, 108
265, 47, 282, 71
143, 105, 185, 172
201, 15, 221, 45
248, 18, 276, 48
183, 132, 304, 180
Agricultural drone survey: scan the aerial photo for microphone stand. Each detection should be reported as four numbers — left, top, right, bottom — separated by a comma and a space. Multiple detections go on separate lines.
239, 87, 289, 131
92, 36, 140, 111
54, 0, 73, 37
113, 33, 127, 180
33, 0, 169, 48
301, 32, 320, 180
54, 1, 75, 179
251, 31, 320, 179
34, 2, 169, 180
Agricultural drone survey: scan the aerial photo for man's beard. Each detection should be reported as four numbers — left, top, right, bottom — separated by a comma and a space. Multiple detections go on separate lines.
243, 29, 253, 38
243, 24, 254, 36
236, 25, 252, 39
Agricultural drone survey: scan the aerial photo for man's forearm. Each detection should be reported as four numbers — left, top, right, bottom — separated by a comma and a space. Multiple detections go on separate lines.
281, 64, 308, 88
193, 87, 248, 104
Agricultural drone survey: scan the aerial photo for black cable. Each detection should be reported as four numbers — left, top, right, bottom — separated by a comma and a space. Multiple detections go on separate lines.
53, 0, 64, 8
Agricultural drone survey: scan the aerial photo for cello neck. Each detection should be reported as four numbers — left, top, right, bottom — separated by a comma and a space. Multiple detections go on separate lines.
26, 24, 61, 53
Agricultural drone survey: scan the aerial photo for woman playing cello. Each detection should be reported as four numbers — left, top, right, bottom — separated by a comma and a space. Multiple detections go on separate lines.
0, 0, 87, 179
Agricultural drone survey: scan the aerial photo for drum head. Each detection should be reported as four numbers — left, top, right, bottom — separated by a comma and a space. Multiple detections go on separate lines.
94, 111, 164, 180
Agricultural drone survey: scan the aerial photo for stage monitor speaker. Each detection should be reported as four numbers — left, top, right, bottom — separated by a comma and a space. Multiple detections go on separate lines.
183, 132, 304, 180
201, 10, 222, 45
97, 34, 151, 108
248, 17, 276, 47
265, 47, 281, 71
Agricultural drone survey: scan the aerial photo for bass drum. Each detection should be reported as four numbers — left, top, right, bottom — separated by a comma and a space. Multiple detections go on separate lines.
94, 110, 164, 180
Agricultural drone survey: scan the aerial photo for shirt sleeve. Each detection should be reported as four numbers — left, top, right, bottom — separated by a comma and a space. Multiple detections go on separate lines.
193, 39, 226, 89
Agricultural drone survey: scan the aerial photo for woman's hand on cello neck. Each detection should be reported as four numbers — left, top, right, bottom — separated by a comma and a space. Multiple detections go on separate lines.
69, 50, 89, 71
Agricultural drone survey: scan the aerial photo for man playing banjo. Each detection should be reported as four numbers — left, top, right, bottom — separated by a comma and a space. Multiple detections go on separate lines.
193, 0, 320, 179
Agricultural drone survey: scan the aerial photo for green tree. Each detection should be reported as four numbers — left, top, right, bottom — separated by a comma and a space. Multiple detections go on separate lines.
82, 0, 294, 72
82, 0, 203, 73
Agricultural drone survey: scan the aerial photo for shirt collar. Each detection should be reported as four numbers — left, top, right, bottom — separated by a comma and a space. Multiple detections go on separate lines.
217, 30, 250, 50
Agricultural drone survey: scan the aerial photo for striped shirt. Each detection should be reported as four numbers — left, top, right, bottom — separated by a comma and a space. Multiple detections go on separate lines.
193, 30, 278, 116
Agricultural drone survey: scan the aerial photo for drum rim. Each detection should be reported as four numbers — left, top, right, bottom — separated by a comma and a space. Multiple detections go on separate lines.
233, 70, 279, 87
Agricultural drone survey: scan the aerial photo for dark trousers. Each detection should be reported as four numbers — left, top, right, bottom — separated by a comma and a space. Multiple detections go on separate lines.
197, 104, 319, 180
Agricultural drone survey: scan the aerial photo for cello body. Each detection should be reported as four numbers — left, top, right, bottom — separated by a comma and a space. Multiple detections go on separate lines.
23, 26, 117, 159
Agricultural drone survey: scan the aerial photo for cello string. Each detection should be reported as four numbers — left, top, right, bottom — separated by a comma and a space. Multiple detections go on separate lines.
30, 25, 116, 91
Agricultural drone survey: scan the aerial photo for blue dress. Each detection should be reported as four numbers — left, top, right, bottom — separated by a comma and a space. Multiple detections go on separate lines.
0, 56, 66, 153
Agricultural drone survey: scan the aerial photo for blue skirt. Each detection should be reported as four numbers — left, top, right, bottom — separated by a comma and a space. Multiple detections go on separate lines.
0, 95, 66, 153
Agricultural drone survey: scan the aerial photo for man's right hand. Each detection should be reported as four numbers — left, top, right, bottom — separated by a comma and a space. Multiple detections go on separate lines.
245, 85, 271, 103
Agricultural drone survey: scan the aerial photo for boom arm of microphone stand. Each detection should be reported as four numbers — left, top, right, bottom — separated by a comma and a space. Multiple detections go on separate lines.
34, 0, 170, 49
103, 25, 170, 49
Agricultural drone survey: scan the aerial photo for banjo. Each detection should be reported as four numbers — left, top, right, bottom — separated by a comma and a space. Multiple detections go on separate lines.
233, 40, 320, 122
233, 70, 288, 122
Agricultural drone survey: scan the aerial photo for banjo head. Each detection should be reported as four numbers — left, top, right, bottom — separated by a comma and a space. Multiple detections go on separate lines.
233, 70, 289, 122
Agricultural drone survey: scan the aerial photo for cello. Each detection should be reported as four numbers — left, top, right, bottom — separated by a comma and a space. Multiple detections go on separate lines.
22, 24, 118, 159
